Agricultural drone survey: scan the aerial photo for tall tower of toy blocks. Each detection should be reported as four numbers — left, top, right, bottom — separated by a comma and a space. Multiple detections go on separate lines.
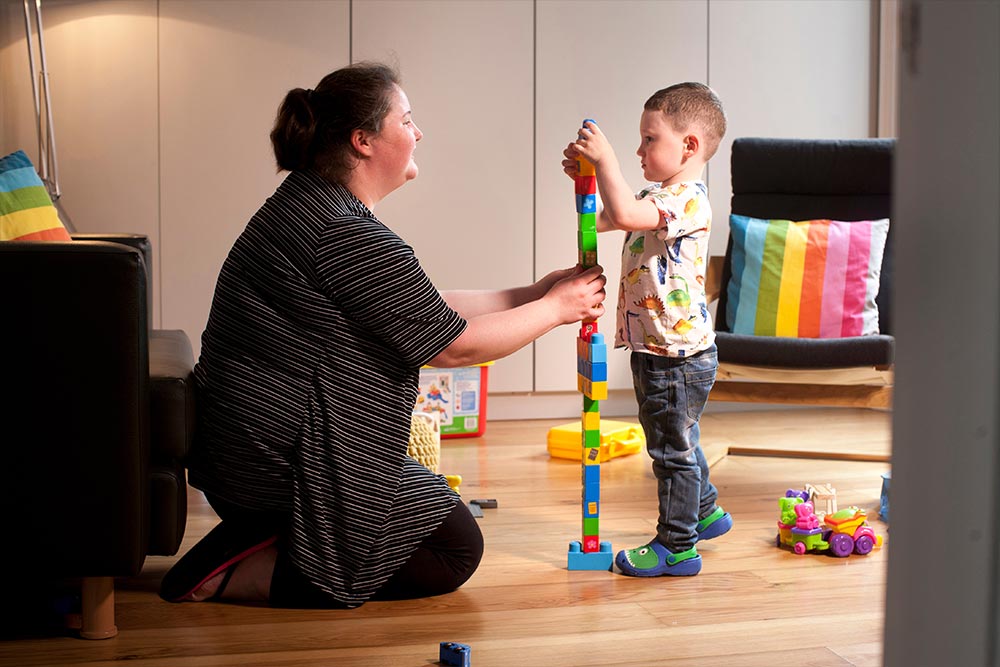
567, 119, 614, 571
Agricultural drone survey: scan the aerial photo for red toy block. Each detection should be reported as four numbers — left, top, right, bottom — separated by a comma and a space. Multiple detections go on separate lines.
575, 174, 597, 195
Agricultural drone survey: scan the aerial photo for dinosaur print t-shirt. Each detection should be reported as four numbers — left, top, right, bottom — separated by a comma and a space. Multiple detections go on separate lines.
614, 180, 715, 357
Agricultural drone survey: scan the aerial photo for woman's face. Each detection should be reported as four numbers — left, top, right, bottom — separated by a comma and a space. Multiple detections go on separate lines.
371, 85, 423, 192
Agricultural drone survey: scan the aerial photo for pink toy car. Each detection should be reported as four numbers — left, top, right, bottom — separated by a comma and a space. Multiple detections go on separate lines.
777, 494, 884, 557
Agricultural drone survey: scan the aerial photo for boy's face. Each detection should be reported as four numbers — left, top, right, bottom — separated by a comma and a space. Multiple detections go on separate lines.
636, 109, 692, 186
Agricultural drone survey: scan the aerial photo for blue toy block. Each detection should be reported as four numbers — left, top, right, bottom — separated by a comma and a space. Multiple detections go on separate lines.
567, 540, 614, 570
576, 193, 598, 214
589, 334, 607, 363
880, 471, 890, 523
576, 358, 608, 383
440, 641, 471, 667
584, 465, 600, 486
584, 499, 599, 517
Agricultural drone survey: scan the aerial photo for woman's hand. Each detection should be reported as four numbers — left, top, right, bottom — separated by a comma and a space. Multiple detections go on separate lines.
532, 266, 579, 299
543, 264, 607, 324
430, 264, 607, 368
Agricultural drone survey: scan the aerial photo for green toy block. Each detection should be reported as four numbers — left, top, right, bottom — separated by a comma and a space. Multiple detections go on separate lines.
578, 212, 597, 233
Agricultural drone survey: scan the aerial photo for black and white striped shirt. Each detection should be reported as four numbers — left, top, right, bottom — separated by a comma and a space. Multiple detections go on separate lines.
188, 170, 467, 607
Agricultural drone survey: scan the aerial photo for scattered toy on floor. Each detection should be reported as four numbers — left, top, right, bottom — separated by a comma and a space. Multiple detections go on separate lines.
440, 641, 471, 666
776, 491, 884, 557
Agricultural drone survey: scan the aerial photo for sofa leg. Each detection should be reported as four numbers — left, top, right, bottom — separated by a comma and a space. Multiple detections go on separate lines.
80, 576, 118, 639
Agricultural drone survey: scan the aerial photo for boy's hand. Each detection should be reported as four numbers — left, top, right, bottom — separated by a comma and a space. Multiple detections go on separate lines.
571, 120, 615, 168
561, 143, 582, 180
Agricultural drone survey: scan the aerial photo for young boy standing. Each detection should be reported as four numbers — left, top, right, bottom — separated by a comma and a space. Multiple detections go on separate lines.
562, 82, 732, 577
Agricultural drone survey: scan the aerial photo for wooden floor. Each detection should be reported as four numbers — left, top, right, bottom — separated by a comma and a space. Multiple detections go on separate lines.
1, 408, 891, 667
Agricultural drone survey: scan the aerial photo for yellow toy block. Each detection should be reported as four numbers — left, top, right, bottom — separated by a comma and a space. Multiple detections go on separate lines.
582, 410, 600, 430
579, 377, 608, 400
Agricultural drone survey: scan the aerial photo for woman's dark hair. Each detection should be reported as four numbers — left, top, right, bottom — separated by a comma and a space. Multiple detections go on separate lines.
270, 62, 400, 183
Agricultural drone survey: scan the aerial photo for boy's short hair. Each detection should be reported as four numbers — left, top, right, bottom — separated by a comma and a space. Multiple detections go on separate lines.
645, 83, 727, 161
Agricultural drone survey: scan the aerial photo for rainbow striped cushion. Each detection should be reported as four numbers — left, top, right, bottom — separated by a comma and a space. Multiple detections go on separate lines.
726, 215, 889, 338
0, 150, 70, 241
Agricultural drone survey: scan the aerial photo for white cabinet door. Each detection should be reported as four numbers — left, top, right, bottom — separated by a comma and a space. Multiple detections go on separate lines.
159, 0, 351, 356
353, 0, 535, 392
534, 0, 708, 392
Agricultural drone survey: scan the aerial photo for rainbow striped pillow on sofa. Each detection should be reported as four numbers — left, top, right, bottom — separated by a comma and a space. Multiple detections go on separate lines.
725, 215, 889, 338
0, 150, 70, 241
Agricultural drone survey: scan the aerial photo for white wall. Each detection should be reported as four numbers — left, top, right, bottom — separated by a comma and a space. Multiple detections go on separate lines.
352, 0, 535, 393
0, 0, 874, 418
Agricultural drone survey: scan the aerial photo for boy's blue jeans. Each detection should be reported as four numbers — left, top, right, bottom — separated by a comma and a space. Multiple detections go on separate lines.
630, 345, 718, 552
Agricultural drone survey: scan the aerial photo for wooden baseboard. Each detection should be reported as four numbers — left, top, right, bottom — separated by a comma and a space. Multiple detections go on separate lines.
702, 439, 731, 468
709, 380, 893, 409
726, 446, 890, 463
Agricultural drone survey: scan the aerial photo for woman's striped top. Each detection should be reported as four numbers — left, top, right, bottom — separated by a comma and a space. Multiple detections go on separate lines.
188, 170, 468, 607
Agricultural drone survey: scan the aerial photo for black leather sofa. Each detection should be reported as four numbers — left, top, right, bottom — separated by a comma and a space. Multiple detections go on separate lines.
0, 233, 194, 638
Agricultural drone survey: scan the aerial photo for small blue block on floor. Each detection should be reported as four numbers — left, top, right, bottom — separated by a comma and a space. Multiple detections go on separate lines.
440, 641, 471, 666
567, 540, 614, 570
880, 471, 891, 523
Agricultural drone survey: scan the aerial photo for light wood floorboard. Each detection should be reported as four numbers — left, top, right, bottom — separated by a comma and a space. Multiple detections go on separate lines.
0, 408, 891, 667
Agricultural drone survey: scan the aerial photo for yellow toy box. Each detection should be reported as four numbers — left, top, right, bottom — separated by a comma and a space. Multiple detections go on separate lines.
546, 420, 645, 462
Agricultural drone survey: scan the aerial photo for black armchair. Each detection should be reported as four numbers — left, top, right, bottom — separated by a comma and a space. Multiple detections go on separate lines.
0, 234, 195, 638
707, 137, 894, 409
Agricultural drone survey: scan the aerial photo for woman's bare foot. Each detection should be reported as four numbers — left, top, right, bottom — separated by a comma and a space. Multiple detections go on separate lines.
186, 545, 278, 602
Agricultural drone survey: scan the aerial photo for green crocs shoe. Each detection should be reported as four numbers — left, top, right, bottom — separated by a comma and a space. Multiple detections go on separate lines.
615, 541, 701, 577
696, 507, 733, 541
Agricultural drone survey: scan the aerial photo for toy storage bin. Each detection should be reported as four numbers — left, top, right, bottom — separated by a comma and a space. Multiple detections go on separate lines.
416, 362, 492, 438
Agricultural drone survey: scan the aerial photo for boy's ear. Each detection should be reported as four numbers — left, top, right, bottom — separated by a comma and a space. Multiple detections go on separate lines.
683, 134, 700, 157
351, 129, 374, 157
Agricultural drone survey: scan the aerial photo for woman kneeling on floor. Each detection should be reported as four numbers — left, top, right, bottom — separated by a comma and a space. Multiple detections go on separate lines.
159, 62, 607, 608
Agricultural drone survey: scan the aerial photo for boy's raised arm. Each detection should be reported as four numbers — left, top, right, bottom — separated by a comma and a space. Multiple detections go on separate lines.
564, 121, 661, 232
